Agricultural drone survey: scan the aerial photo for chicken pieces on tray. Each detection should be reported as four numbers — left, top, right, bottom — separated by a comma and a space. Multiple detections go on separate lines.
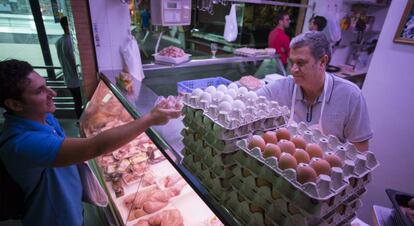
134, 209, 184, 226
125, 176, 188, 221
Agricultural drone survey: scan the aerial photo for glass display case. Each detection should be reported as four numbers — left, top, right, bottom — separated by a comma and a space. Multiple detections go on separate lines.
79, 81, 232, 226
142, 54, 286, 96
79, 56, 286, 225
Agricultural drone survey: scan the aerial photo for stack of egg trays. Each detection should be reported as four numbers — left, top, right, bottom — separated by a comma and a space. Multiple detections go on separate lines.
182, 93, 289, 140
181, 126, 236, 203
233, 122, 379, 218
227, 165, 366, 226
224, 187, 361, 226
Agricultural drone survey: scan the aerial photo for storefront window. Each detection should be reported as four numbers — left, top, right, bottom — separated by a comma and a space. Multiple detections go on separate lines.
0, 0, 76, 78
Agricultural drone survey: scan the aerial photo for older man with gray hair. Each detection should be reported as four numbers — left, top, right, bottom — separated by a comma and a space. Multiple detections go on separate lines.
257, 31, 373, 151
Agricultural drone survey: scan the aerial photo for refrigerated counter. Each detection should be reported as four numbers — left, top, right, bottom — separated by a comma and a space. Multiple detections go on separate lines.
80, 77, 237, 226
79, 55, 286, 225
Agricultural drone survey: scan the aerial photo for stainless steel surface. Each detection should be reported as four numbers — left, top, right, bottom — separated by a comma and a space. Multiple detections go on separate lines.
143, 54, 280, 71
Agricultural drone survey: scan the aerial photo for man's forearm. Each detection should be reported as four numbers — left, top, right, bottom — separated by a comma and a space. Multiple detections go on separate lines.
54, 114, 155, 167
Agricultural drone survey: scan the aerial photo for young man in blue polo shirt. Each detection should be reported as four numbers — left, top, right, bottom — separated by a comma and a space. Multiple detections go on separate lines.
0, 59, 181, 226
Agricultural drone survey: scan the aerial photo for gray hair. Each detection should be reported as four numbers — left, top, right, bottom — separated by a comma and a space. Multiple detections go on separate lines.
290, 31, 332, 63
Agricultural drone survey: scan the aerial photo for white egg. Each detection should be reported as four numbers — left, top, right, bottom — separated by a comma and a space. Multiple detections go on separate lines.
246, 91, 258, 100
227, 89, 237, 98
228, 83, 238, 90
218, 101, 232, 112
222, 94, 234, 103
192, 88, 203, 97
199, 92, 212, 103
205, 86, 216, 94
217, 84, 228, 93
232, 100, 245, 110
212, 91, 224, 101
238, 87, 248, 95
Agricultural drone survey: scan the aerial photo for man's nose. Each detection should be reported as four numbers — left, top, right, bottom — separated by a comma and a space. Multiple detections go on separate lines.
48, 87, 57, 97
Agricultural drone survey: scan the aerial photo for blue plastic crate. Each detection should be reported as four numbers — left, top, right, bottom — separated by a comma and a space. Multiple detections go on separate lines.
177, 76, 232, 94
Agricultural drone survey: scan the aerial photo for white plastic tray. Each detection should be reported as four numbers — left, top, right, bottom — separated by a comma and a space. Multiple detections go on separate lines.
153, 53, 191, 65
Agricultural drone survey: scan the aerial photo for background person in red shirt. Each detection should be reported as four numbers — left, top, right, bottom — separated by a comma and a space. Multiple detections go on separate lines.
268, 12, 291, 67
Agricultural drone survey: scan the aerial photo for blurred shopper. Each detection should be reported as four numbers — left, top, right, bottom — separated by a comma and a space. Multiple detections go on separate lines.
309, 15, 327, 31
55, 16, 83, 119
0, 59, 182, 226
258, 31, 372, 151
268, 11, 291, 67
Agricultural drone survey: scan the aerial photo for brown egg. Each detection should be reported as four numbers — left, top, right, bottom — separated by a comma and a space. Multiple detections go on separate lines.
293, 148, 310, 164
263, 143, 281, 159
255, 178, 271, 188
250, 204, 264, 213
278, 140, 296, 155
324, 152, 343, 168
271, 189, 281, 200
242, 168, 252, 177
278, 153, 298, 170
296, 163, 318, 184
310, 158, 332, 176
262, 131, 278, 144
306, 143, 324, 158
276, 127, 291, 141
291, 135, 307, 149
248, 135, 266, 151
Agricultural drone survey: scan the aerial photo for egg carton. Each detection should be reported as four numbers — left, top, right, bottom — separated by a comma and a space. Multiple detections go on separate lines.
181, 126, 240, 155
227, 178, 362, 226
182, 93, 289, 140
232, 146, 371, 218
224, 192, 272, 226
182, 108, 208, 135
229, 166, 366, 224
202, 145, 238, 167
236, 123, 379, 199
190, 161, 233, 202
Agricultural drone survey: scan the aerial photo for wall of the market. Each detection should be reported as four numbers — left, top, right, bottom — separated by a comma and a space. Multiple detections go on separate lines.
88, 0, 130, 71
360, 0, 414, 222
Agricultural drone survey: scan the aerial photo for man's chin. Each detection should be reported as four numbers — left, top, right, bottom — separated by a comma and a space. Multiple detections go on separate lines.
292, 76, 304, 84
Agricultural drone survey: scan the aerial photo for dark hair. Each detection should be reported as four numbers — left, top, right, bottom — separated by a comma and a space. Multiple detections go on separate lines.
275, 11, 289, 25
290, 31, 332, 64
0, 59, 33, 110
60, 16, 68, 31
310, 16, 327, 31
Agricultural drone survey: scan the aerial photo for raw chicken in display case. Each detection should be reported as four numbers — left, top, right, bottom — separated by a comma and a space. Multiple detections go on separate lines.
80, 81, 224, 226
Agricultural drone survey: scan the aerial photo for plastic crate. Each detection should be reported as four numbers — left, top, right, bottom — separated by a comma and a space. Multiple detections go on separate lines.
177, 76, 232, 94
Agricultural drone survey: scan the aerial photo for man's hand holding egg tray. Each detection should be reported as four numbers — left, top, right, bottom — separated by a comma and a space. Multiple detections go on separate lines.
116, 71, 134, 93
149, 96, 183, 126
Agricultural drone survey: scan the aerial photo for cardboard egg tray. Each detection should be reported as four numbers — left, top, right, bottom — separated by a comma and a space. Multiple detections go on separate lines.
228, 166, 366, 226
224, 192, 270, 226
182, 135, 237, 180
182, 151, 234, 203
182, 94, 289, 140
232, 124, 378, 217
225, 181, 362, 226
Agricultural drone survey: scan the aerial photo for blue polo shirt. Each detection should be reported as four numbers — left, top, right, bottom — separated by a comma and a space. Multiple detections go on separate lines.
0, 113, 83, 226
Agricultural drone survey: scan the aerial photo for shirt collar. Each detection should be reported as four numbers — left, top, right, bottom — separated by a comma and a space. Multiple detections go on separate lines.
295, 72, 334, 103
2, 113, 64, 138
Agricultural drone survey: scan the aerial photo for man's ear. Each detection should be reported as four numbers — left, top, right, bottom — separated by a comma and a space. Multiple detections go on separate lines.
320, 54, 329, 70
4, 99, 24, 112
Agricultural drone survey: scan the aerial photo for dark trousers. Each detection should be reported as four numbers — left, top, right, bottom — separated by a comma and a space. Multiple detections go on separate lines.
68, 87, 83, 119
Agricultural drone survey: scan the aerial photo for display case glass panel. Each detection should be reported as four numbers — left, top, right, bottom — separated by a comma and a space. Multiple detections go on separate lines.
80, 81, 223, 226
